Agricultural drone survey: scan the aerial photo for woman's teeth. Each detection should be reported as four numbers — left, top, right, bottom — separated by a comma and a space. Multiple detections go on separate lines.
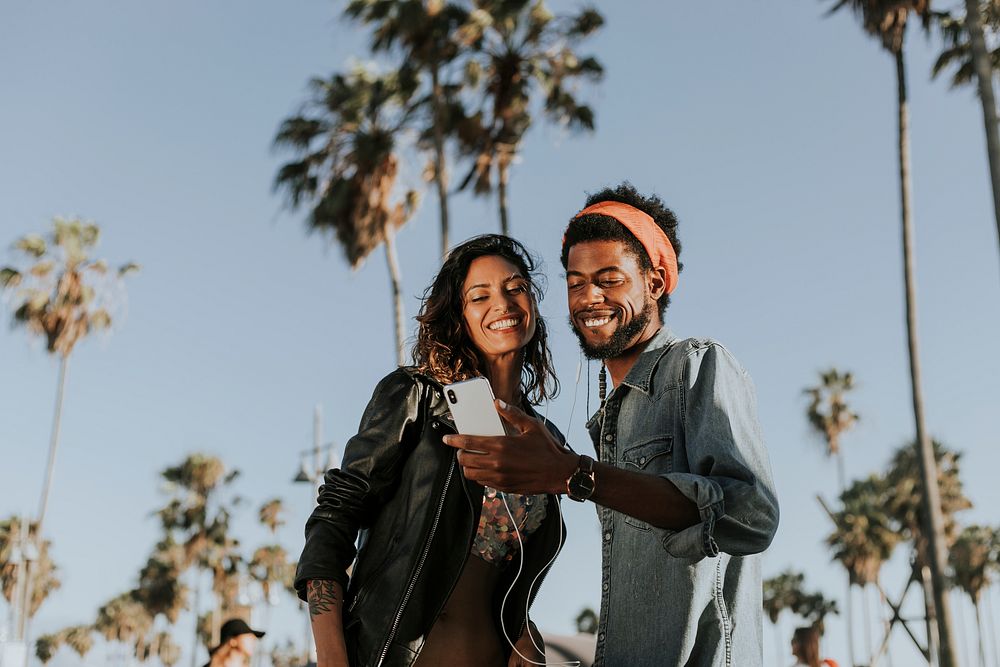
489, 318, 520, 331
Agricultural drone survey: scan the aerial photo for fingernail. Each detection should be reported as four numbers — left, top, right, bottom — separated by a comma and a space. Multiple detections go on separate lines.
497, 399, 508, 409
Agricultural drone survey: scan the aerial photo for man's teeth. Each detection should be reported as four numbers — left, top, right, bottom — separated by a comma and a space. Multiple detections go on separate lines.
584, 316, 611, 328
489, 318, 520, 330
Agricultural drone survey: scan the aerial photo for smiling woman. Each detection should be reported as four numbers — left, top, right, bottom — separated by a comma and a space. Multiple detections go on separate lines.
293, 234, 567, 667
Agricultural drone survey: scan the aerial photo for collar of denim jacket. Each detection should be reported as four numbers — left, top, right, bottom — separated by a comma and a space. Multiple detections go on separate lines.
620, 326, 678, 395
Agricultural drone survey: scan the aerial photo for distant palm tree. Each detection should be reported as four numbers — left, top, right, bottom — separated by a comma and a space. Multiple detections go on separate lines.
574, 607, 598, 634
824, 474, 901, 664
258, 498, 285, 535
0, 219, 138, 534
455, 0, 603, 234
157, 453, 242, 659
805, 368, 858, 492
950, 524, 999, 667
94, 591, 156, 663
805, 368, 858, 663
822, 2, 958, 663
0, 516, 61, 639
274, 66, 420, 364
345, 0, 471, 260
34, 626, 92, 665
764, 570, 806, 666
932, 1, 1000, 266
0, 219, 137, 645
134, 535, 189, 626
886, 438, 971, 666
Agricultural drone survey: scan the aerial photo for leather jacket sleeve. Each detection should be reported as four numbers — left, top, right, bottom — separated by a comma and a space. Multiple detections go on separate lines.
294, 368, 426, 599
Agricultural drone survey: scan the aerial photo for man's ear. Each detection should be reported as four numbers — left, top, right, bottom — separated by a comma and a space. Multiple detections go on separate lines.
648, 266, 667, 301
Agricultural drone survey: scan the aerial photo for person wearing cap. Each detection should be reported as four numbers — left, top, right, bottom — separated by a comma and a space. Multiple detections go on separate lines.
204, 618, 265, 667
444, 182, 780, 666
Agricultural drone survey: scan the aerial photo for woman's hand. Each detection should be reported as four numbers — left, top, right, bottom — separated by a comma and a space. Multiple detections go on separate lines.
508, 619, 545, 667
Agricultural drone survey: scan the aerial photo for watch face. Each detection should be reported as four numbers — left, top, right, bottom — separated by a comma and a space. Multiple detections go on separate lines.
570, 472, 596, 499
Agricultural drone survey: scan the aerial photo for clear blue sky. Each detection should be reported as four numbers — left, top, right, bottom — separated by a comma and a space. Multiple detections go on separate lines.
2, 1, 999, 666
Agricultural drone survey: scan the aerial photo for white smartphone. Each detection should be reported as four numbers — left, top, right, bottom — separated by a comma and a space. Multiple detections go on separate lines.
444, 377, 506, 437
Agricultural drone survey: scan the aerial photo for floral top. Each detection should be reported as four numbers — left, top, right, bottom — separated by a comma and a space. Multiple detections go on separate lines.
471, 486, 548, 566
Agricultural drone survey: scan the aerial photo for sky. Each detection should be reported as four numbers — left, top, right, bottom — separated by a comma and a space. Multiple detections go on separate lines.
2, 1, 1000, 666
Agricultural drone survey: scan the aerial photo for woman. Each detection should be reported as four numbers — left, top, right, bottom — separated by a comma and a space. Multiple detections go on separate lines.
203, 619, 264, 667
790, 626, 839, 667
295, 235, 565, 667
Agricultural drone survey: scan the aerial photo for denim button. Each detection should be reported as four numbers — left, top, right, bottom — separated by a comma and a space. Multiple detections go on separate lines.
604, 433, 613, 442
639, 456, 646, 465
603, 531, 612, 541
598, 633, 605, 642
602, 581, 609, 591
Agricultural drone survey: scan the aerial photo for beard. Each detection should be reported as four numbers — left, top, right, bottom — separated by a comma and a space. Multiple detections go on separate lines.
570, 298, 655, 360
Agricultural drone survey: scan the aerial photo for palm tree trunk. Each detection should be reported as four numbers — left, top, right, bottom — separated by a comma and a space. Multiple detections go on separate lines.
498, 161, 510, 236
431, 66, 450, 262
837, 451, 858, 667
863, 585, 874, 665
37, 353, 69, 531
895, 48, 960, 667
384, 228, 406, 366
21, 353, 70, 656
847, 580, 858, 667
772, 619, 783, 667
985, 587, 1000, 667
190, 570, 202, 667
957, 591, 973, 667
975, 599, 987, 667
963, 0, 1000, 270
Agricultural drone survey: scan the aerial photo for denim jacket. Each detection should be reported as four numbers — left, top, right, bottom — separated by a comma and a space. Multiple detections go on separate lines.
586, 328, 779, 667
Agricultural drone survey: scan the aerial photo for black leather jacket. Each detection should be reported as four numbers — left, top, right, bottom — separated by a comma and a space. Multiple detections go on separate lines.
294, 367, 566, 667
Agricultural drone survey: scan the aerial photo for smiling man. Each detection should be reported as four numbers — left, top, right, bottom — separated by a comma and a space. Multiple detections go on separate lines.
443, 183, 780, 666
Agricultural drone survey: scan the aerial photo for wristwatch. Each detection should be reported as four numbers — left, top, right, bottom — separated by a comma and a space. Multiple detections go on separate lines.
566, 454, 596, 502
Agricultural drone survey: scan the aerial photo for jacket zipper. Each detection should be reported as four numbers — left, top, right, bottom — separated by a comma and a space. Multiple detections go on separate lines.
376, 459, 456, 666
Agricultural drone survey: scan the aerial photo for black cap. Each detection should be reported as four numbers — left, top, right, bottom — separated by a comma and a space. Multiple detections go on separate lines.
209, 619, 265, 654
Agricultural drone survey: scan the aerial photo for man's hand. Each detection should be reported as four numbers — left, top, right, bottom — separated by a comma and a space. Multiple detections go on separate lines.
442, 400, 577, 495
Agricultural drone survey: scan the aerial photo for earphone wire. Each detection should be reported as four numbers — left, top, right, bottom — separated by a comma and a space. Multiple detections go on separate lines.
497, 355, 584, 667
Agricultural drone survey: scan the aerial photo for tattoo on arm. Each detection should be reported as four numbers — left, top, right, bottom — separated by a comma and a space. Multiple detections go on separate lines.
307, 579, 338, 617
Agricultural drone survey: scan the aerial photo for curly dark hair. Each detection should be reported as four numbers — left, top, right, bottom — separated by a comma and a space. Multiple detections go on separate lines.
412, 234, 559, 403
560, 182, 683, 316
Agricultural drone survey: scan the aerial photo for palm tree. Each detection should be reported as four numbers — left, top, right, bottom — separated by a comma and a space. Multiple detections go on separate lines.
34, 626, 93, 665
805, 367, 859, 665
950, 525, 998, 667
258, 498, 285, 535
345, 0, 471, 260
275, 66, 420, 365
0, 218, 138, 645
94, 591, 156, 663
0, 515, 61, 640
932, 1, 1000, 266
764, 570, 807, 666
574, 607, 598, 634
805, 368, 859, 492
455, 0, 603, 235
886, 438, 971, 665
823, 2, 959, 664
0, 219, 139, 534
823, 474, 901, 665
157, 453, 242, 660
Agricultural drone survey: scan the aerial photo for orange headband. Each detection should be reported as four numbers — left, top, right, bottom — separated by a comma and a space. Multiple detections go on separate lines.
571, 201, 679, 295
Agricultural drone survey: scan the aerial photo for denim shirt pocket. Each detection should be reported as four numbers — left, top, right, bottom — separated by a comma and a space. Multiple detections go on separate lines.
620, 436, 673, 531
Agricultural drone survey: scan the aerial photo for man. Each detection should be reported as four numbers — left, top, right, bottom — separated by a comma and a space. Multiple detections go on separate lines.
443, 182, 780, 666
